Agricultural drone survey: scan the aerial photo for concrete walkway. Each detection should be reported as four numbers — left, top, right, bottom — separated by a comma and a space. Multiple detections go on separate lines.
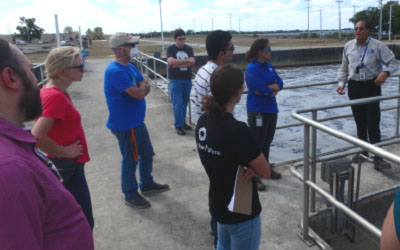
70, 58, 319, 250
69, 58, 400, 250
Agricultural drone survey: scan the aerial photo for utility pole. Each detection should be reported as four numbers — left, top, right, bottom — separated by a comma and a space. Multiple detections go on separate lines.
159, 0, 165, 55
378, 0, 383, 40
229, 13, 232, 32
389, 4, 393, 41
193, 19, 196, 33
7, 23, 11, 42
239, 18, 241, 33
54, 14, 61, 47
336, 0, 343, 40
306, 0, 311, 39
319, 8, 323, 39
352, 2, 358, 28
211, 18, 213, 31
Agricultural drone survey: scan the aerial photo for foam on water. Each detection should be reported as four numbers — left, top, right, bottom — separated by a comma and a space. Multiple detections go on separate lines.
158, 63, 400, 163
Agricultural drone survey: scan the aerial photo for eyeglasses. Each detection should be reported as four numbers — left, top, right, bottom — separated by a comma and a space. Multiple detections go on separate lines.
226, 45, 235, 52
69, 64, 84, 72
34, 148, 63, 183
121, 43, 137, 48
262, 47, 272, 52
176, 37, 186, 41
354, 27, 366, 31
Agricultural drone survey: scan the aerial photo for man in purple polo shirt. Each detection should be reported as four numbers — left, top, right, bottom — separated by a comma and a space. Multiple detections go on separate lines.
0, 38, 94, 249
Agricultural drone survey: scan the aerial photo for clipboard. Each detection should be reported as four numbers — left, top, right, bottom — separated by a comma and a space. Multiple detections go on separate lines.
227, 166, 253, 215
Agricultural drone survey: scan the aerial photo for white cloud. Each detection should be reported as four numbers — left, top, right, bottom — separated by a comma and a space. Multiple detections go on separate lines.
0, 0, 387, 34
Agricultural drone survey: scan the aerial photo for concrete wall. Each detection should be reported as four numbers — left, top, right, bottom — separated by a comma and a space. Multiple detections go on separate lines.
140, 44, 400, 77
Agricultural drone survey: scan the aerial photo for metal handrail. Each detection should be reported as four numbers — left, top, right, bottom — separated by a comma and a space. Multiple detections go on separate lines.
32, 63, 47, 86
290, 93, 400, 245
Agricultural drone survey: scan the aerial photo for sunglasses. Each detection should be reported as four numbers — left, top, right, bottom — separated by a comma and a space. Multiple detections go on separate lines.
34, 148, 64, 183
354, 27, 366, 31
226, 45, 235, 52
177, 37, 186, 41
69, 64, 84, 72
262, 47, 272, 52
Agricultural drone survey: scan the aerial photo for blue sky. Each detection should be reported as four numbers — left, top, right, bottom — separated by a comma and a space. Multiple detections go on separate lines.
0, 0, 381, 35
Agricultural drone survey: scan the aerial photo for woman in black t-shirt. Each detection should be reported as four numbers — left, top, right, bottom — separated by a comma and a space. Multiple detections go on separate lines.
195, 64, 271, 250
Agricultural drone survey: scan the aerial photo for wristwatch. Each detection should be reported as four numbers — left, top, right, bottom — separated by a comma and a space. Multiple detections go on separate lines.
384, 71, 390, 77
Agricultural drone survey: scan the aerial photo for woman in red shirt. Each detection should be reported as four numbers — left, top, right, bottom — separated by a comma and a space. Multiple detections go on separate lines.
32, 46, 94, 229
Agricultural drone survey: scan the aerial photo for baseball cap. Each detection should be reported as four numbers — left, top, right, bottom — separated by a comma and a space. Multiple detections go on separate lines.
109, 33, 140, 48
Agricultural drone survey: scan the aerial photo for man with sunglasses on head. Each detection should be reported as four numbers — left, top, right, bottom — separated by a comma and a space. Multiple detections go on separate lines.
104, 33, 169, 209
167, 29, 195, 135
194, 30, 234, 122
0, 38, 94, 249
337, 20, 398, 171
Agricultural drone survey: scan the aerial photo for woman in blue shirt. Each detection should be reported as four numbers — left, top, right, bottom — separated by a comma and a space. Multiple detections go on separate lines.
245, 38, 283, 190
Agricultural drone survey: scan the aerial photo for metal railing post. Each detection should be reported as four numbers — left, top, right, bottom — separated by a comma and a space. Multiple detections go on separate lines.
303, 124, 311, 240
145, 57, 149, 77
311, 111, 317, 212
396, 76, 400, 137
153, 59, 157, 84
40, 65, 44, 83
166, 62, 170, 102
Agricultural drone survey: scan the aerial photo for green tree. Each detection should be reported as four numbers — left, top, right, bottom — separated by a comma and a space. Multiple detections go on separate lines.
93, 27, 104, 40
86, 28, 94, 39
64, 26, 73, 35
16, 17, 45, 42
350, 1, 400, 35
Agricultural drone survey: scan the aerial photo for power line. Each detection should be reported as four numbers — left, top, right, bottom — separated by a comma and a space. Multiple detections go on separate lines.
319, 8, 323, 39
336, 0, 343, 40
306, 0, 311, 39
352, 1, 359, 27
378, 0, 383, 40
228, 13, 232, 32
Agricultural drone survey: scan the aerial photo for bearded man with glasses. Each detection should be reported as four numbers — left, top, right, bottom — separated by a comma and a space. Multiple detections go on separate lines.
0, 38, 94, 249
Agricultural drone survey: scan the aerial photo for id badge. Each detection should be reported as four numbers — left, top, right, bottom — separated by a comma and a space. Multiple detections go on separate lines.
256, 114, 263, 127
359, 69, 366, 81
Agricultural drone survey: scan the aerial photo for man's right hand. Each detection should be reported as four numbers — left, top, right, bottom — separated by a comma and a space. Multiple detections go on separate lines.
63, 140, 83, 158
337, 86, 345, 95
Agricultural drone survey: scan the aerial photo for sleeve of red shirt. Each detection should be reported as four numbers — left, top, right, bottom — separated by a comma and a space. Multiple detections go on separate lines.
0, 161, 46, 249
41, 92, 68, 120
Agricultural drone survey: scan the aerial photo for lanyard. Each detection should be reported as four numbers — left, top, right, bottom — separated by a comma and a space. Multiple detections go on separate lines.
359, 37, 370, 68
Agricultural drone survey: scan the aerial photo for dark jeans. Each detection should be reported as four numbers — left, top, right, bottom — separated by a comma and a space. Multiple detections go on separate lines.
49, 158, 94, 230
247, 111, 278, 162
211, 215, 218, 248
348, 80, 381, 145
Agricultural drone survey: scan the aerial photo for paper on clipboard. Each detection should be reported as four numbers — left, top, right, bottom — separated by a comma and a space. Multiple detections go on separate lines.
227, 166, 253, 215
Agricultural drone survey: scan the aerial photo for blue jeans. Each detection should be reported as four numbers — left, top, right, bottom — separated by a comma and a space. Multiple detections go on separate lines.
169, 79, 192, 128
49, 158, 94, 230
112, 123, 154, 198
217, 215, 261, 250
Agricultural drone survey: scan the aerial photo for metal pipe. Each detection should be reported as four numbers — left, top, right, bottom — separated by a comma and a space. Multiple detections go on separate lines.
292, 102, 400, 165
397, 76, 400, 137
311, 111, 317, 212
153, 59, 157, 85
306, 180, 381, 238
303, 124, 310, 240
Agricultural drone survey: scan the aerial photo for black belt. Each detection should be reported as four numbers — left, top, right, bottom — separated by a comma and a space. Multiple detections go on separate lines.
348, 78, 377, 85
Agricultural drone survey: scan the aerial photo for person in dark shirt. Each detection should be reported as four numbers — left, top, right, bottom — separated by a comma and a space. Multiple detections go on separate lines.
196, 64, 271, 250
167, 29, 195, 135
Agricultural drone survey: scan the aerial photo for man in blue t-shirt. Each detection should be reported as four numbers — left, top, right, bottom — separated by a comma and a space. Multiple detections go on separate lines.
167, 29, 195, 135
104, 33, 169, 208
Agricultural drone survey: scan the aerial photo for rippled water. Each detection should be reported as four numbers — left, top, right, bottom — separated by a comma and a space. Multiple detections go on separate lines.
155, 63, 400, 163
